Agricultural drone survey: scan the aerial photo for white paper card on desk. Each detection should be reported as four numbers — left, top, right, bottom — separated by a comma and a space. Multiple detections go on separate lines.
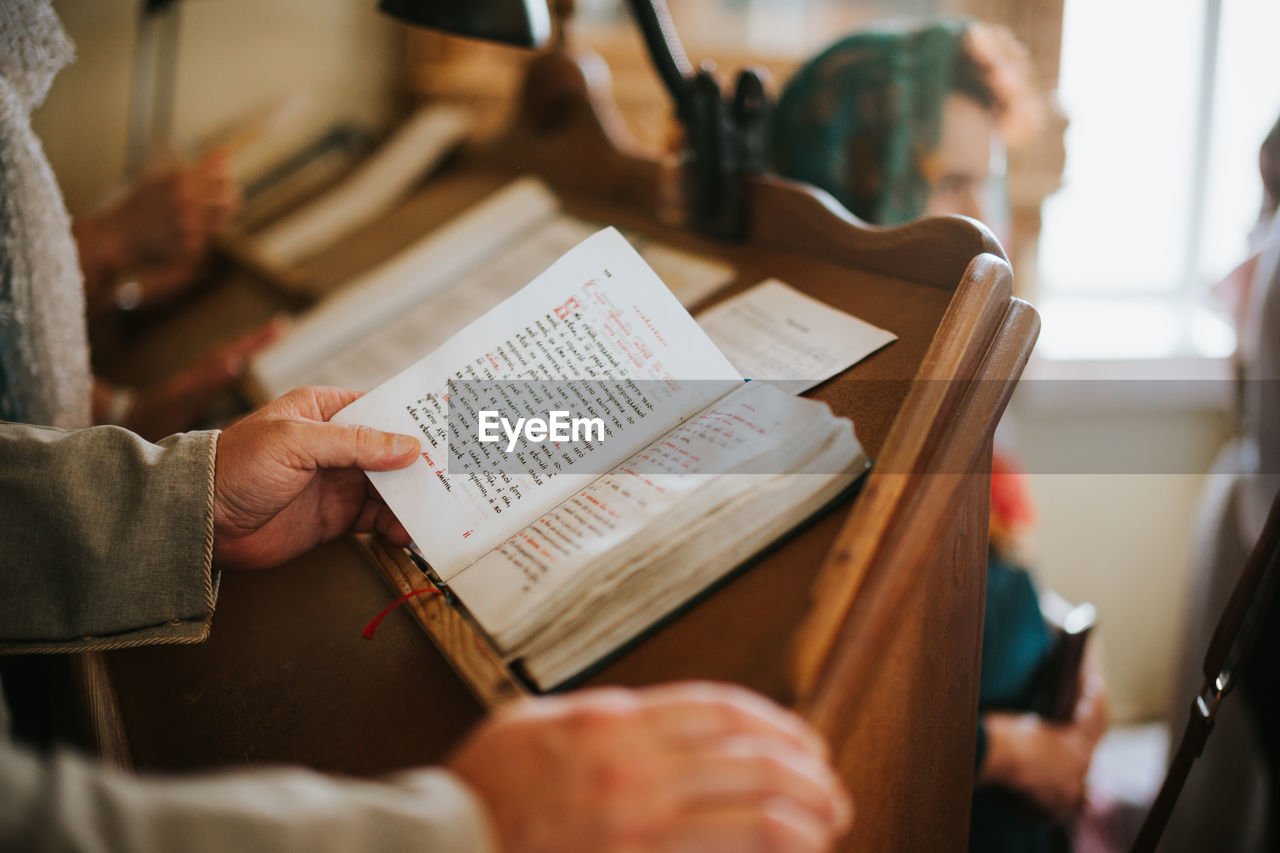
332, 227, 742, 580
251, 104, 474, 268
697, 279, 897, 394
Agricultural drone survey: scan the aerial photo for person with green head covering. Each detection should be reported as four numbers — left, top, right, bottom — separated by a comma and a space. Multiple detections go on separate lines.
774, 18, 1110, 853
773, 20, 962, 225
772, 18, 1039, 232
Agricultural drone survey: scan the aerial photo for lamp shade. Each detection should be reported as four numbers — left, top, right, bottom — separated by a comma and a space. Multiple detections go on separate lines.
379, 0, 552, 48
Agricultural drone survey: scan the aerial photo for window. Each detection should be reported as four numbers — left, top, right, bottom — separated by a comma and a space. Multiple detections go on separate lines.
1035, 0, 1280, 360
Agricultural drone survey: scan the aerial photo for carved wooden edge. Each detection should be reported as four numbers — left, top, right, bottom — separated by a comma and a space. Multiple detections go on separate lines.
801, 298, 1040, 732
746, 174, 1007, 292
69, 652, 133, 770
791, 254, 1040, 729
799, 314, 1037, 735
789, 253, 1014, 690
355, 535, 529, 708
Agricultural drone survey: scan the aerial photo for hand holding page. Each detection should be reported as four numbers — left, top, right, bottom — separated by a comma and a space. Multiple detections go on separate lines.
334, 228, 742, 578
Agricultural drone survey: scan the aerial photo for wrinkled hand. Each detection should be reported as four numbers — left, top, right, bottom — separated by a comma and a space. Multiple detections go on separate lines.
449, 682, 853, 853
78, 151, 241, 308
115, 151, 240, 269
212, 386, 419, 570
115, 318, 288, 441
979, 637, 1110, 822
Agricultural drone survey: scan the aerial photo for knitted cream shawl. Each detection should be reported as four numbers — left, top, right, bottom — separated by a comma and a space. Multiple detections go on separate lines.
0, 0, 90, 429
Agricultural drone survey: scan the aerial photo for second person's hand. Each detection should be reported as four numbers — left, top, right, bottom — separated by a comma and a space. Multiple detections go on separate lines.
449, 682, 854, 853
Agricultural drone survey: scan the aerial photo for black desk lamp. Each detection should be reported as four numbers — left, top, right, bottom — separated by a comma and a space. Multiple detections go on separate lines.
379, 0, 770, 241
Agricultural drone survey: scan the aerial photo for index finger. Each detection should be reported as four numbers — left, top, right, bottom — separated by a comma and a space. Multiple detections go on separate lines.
637, 681, 829, 759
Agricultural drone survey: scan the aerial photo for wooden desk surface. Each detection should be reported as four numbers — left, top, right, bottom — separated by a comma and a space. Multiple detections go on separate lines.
106, 162, 947, 747
100, 156, 1017, 850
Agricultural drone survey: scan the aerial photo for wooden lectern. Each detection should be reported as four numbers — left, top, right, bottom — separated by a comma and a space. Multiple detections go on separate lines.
94, 49, 1037, 851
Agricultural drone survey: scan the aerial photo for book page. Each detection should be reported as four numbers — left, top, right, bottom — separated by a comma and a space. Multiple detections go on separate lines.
250, 178, 559, 399
334, 228, 742, 579
697, 279, 897, 394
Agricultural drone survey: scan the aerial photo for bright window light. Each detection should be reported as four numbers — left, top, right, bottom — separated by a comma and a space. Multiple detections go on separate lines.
1198, 0, 1280, 283
1039, 0, 1280, 304
1039, 0, 1203, 295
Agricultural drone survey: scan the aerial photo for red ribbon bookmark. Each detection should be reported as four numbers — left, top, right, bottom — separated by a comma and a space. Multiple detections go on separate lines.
361, 587, 442, 639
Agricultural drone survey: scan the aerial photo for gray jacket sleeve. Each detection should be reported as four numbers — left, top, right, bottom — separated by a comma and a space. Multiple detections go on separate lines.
0, 420, 496, 851
0, 420, 219, 652
0, 741, 495, 853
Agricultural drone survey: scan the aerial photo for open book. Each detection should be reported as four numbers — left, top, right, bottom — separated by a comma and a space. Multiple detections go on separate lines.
335, 228, 876, 689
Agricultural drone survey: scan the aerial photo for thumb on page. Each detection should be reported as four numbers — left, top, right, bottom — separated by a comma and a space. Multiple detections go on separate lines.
288, 420, 420, 472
